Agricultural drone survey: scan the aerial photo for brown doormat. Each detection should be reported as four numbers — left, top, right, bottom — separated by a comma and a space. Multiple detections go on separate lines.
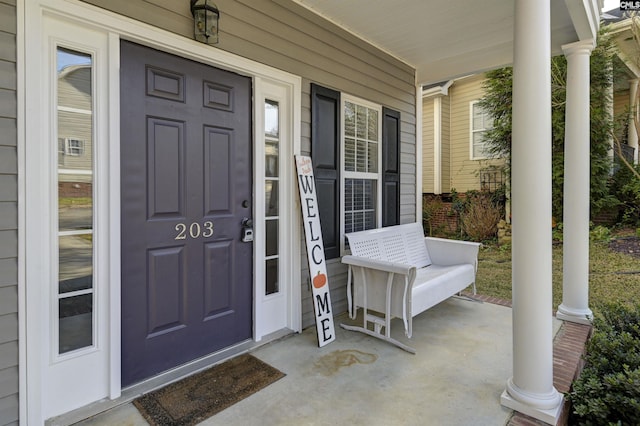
133, 354, 285, 426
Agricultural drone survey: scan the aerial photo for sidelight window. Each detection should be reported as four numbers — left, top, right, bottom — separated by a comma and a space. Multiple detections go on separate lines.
56, 47, 95, 354
264, 100, 280, 295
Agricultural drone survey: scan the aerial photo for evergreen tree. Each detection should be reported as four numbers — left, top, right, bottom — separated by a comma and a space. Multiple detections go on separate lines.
478, 27, 618, 220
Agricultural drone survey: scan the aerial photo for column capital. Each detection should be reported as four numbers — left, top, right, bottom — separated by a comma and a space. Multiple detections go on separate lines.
562, 38, 596, 57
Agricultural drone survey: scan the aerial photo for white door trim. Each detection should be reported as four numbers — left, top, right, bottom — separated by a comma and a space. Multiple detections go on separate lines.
20, 1, 302, 423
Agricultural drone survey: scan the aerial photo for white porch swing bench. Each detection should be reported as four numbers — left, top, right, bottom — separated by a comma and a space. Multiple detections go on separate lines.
340, 222, 481, 353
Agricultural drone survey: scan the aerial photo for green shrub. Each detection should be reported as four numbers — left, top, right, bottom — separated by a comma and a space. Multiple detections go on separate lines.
568, 302, 640, 425
590, 225, 611, 242
553, 222, 564, 242
610, 163, 640, 226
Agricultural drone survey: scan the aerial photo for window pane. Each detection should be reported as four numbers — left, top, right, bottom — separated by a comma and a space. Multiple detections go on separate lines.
368, 109, 378, 141
344, 137, 356, 171
265, 180, 279, 216
266, 219, 278, 257
356, 139, 366, 172
344, 178, 376, 234
473, 133, 487, 158
59, 293, 93, 353
265, 140, 279, 177
356, 105, 367, 139
59, 234, 93, 293
473, 108, 484, 130
58, 185, 93, 232
265, 100, 279, 138
265, 258, 279, 295
368, 141, 378, 173
57, 47, 94, 354
345, 101, 356, 137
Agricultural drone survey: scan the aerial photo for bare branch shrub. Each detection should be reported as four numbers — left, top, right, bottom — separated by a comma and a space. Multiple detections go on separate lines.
461, 193, 502, 241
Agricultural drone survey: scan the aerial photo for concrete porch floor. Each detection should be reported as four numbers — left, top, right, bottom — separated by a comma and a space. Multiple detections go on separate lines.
71, 296, 589, 426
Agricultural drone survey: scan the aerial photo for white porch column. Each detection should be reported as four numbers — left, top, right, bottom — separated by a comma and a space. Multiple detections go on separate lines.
629, 79, 639, 164
500, 0, 563, 423
557, 40, 595, 325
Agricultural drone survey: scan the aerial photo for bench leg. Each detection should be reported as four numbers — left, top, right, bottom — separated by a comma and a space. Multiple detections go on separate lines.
342, 270, 416, 353
340, 323, 416, 354
342, 266, 416, 353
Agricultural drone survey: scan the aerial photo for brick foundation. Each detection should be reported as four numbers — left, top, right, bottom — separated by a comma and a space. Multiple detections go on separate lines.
59, 182, 92, 198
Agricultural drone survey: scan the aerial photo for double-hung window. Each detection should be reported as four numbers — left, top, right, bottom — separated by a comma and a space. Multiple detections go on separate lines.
470, 101, 492, 160
311, 84, 400, 259
65, 138, 85, 156
342, 96, 381, 243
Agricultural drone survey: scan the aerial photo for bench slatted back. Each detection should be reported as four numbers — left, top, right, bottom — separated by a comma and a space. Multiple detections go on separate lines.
346, 223, 432, 268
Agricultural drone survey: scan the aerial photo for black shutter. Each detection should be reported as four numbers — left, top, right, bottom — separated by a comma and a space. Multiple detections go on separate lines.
311, 84, 340, 259
382, 107, 400, 227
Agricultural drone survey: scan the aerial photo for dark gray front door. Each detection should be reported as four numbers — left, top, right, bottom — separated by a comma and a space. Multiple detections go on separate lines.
120, 41, 253, 386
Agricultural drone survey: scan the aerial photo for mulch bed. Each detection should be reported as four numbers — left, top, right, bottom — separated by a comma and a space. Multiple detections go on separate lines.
609, 236, 640, 259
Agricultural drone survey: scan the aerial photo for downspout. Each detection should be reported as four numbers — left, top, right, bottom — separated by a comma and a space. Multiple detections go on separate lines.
416, 81, 423, 222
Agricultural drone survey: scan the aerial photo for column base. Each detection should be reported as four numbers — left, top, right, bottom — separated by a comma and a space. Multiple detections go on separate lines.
501, 390, 563, 425
556, 304, 593, 325
501, 378, 563, 425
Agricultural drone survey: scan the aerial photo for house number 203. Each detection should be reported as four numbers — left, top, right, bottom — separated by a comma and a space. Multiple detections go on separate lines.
175, 221, 214, 240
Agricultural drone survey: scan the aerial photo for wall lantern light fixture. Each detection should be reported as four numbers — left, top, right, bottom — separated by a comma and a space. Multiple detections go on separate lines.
190, 0, 219, 45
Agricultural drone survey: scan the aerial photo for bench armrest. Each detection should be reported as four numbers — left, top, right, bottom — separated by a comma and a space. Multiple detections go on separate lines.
424, 237, 480, 267
341, 255, 415, 276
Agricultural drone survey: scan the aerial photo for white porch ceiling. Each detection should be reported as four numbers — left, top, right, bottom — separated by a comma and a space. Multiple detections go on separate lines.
292, 0, 602, 85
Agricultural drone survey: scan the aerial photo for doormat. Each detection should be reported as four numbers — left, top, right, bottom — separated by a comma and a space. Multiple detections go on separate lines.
133, 354, 285, 426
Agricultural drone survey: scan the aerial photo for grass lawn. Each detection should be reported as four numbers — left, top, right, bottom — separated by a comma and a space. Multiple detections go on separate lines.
475, 235, 640, 312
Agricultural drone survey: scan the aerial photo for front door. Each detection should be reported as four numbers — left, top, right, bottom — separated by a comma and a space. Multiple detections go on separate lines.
120, 41, 253, 386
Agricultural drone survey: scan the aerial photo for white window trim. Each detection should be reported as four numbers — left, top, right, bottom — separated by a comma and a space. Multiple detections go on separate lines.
339, 93, 383, 255
470, 100, 490, 160
64, 138, 85, 156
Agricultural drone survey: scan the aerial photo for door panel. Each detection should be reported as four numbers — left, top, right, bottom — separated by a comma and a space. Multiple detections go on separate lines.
147, 246, 186, 337
203, 241, 233, 318
204, 127, 232, 213
120, 41, 253, 386
147, 118, 185, 218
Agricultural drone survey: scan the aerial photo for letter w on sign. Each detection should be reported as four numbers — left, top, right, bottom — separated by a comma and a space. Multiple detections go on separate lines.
295, 155, 336, 347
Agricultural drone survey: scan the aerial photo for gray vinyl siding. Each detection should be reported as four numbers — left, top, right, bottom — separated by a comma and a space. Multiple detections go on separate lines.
0, 0, 18, 424
81, 0, 417, 328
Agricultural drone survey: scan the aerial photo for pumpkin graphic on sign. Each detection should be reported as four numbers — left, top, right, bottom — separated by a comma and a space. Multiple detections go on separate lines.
312, 271, 327, 289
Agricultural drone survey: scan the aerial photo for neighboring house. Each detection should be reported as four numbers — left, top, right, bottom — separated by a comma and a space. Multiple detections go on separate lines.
422, 10, 640, 229
421, 74, 506, 233
422, 74, 505, 198
604, 8, 640, 165
0, 1, 602, 425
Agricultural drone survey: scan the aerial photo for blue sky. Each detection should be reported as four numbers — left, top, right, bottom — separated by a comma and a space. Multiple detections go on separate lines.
57, 49, 91, 72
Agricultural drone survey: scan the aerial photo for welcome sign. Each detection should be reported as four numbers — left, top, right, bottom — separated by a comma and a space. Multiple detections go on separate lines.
295, 155, 336, 347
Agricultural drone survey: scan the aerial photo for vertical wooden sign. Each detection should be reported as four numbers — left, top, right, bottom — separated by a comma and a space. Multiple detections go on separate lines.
295, 155, 336, 347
